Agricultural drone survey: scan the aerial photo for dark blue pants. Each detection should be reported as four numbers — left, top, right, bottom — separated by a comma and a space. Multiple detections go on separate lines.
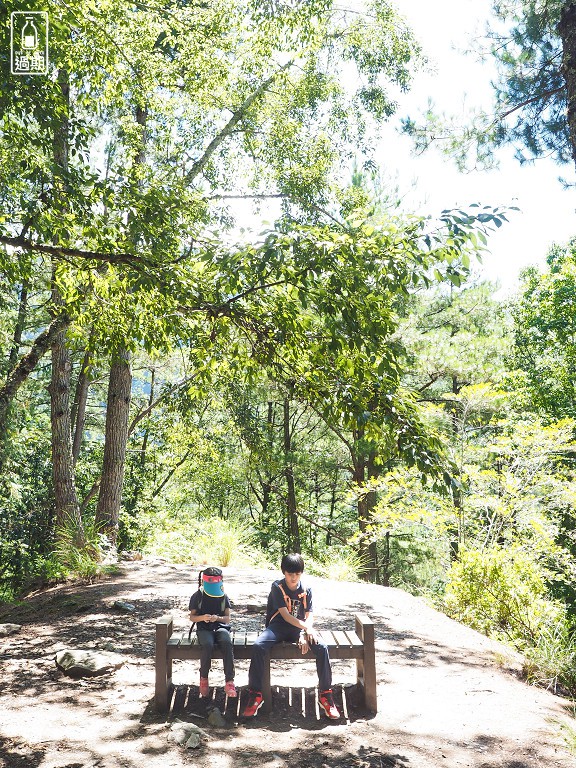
196, 628, 235, 682
248, 623, 332, 693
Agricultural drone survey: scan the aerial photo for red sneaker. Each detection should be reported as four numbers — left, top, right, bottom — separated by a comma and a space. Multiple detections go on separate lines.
225, 680, 237, 698
319, 689, 340, 719
242, 689, 264, 717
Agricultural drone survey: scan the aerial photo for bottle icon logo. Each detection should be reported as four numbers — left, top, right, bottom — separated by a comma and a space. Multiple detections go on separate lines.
11, 12, 48, 75
22, 18, 38, 50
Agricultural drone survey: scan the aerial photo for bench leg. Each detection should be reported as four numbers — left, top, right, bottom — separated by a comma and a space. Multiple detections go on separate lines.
262, 656, 272, 713
355, 615, 377, 713
155, 618, 173, 712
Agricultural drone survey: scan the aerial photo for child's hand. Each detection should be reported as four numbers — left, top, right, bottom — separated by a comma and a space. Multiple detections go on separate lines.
298, 632, 309, 654
306, 628, 320, 645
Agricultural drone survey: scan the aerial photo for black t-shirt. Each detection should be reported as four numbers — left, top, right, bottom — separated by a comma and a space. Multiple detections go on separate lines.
189, 590, 231, 632
266, 578, 313, 627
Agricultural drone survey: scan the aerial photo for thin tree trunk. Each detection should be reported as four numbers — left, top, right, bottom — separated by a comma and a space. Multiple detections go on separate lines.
50, 67, 83, 541
49, 313, 82, 533
95, 350, 132, 540
6, 278, 30, 374
71, 342, 93, 465
139, 367, 155, 467
283, 398, 301, 553
151, 448, 192, 499
326, 470, 338, 546
259, 400, 275, 532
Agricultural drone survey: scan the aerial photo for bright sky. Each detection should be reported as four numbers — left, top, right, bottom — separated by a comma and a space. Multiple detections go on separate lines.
383, 0, 576, 294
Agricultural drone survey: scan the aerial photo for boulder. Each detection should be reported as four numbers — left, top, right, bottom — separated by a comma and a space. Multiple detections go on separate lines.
55, 649, 125, 678
0, 623, 22, 636
112, 600, 136, 612
167, 719, 209, 749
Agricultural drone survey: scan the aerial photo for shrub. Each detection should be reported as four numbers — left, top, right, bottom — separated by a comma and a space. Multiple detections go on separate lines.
306, 547, 365, 582
444, 544, 562, 649
144, 515, 268, 568
443, 544, 576, 694
523, 619, 576, 696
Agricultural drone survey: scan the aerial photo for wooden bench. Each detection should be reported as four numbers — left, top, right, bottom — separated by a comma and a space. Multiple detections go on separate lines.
155, 613, 377, 714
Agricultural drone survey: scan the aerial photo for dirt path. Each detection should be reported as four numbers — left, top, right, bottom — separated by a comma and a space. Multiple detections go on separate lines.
0, 559, 575, 768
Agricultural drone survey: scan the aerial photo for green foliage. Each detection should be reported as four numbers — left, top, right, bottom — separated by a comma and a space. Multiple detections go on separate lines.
305, 547, 366, 582
444, 545, 565, 648
488, 0, 570, 165
54, 514, 114, 581
402, 1, 571, 169
512, 240, 576, 419
144, 513, 267, 569
379, 524, 449, 597
445, 543, 576, 696
523, 619, 576, 696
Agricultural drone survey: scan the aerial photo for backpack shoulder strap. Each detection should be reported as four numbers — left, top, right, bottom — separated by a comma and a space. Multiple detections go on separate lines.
267, 582, 289, 625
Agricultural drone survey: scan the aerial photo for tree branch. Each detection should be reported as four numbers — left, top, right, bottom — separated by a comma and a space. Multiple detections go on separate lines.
493, 85, 564, 125
184, 61, 294, 184
0, 235, 152, 269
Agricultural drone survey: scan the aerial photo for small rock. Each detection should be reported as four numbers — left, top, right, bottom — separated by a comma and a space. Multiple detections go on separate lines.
207, 708, 227, 728
167, 725, 190, 746
120, 550, 143, 561
185, 732, 201, 749
113, 600, 136, 612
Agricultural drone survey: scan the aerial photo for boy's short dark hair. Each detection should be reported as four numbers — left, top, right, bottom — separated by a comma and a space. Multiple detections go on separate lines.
281, 553, 305, 573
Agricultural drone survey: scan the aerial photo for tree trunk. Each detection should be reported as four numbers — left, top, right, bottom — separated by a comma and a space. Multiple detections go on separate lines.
71, 343, 93, 465
95, 103, 146, 543
49, 313, 82, 536
352, 430, 379, 582
259, 400, 275, 534
559, 4, 576, 166
139, 367, 155, 467
283, 398, 301, 553
326, 470, 338, 546
6, 279, 29, 375
95, 350, 132, 541
50, 67, 83, 541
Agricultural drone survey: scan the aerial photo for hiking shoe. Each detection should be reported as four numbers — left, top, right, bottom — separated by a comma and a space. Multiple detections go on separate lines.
319, 689, 340, 720
225, 680, 237, 698
199, 676, 209, 697
242, 689, 264, 717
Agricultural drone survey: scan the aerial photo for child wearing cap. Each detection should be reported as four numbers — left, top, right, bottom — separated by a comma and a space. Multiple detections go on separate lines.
189, 566, 236, 698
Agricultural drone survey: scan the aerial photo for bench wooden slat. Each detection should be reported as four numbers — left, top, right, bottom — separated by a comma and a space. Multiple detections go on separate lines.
332, 630, 352, 647
344, 629, 363, 647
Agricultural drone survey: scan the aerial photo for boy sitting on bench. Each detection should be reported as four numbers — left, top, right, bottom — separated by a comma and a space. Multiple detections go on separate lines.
242, 553, 340, 719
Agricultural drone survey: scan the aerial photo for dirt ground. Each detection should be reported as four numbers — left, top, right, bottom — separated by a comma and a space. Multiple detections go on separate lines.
1, 559, 576, 768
